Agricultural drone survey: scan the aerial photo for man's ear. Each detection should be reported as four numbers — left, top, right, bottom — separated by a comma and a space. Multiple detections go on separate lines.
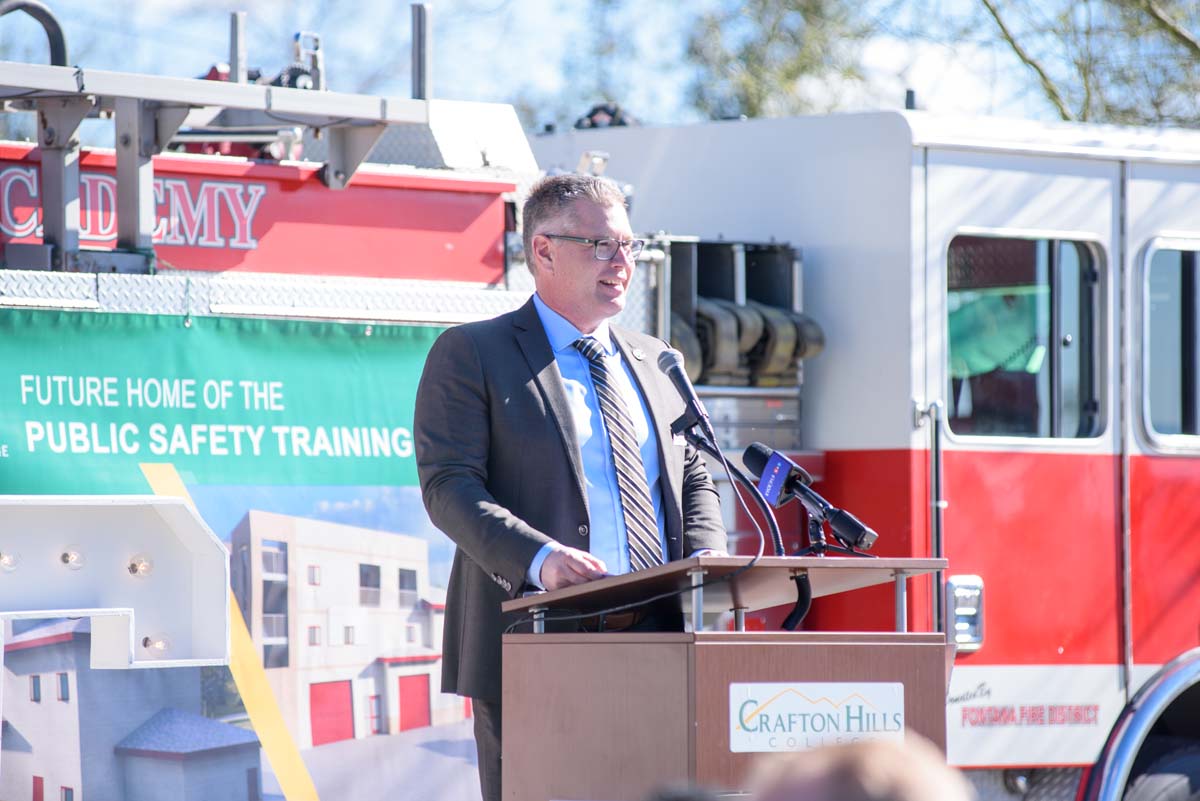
530, 234, 555, 275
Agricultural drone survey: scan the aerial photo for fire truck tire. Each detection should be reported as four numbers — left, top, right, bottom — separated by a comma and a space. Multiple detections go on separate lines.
1124, 747, 1200, 801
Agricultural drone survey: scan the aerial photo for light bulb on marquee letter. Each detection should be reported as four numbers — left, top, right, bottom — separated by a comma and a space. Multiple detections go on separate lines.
127, 554, 154, 578
141, 633, 172, 655
60, 545, 85, 570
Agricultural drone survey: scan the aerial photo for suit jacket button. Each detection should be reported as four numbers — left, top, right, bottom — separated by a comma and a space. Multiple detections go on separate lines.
578, 524, 589, 537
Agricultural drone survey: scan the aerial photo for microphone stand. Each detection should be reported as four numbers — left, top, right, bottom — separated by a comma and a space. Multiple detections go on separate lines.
671, 412, 812, 630
797, 516, 872, 557
788, 488, 877, 557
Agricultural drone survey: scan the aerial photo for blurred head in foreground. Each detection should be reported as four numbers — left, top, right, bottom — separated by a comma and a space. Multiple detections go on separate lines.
750, 737, 975, 801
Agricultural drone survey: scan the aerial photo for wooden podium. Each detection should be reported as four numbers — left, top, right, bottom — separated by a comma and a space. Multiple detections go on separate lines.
500, 555, 948, 801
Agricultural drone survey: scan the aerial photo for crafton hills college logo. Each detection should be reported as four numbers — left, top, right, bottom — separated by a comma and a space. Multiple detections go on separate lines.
728, 682, 906, 753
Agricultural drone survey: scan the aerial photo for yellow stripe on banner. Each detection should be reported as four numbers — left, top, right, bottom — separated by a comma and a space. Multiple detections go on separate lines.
140, 463, 320, 801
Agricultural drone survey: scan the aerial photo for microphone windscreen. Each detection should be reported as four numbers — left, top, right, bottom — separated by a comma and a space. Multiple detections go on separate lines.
657, 348, 685, 374
742, 442, 773, 478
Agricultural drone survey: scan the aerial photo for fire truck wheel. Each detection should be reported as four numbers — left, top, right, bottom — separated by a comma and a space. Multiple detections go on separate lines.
1125, 747, 1200, 801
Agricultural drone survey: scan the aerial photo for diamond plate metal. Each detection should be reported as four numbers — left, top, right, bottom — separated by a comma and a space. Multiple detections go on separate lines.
301, 127, 538, 204
98, 273, 194, 314
963, 768, 1084, 801
3, 269, 539, 323
165, 270, 532, 323
305, 123, 445, 169
2, 255, 663, 333
0, 270, 98, 308
1027, 768, 1086, 801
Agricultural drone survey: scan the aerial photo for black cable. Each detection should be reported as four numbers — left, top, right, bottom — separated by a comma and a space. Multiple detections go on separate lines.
780, 574, 812, 631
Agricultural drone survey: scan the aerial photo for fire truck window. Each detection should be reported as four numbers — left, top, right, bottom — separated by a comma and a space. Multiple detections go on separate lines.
947, 235, 1100, 437
1146, 249, 1199, 436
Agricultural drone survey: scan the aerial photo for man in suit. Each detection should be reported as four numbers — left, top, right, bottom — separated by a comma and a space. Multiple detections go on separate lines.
414, 173, 727, 801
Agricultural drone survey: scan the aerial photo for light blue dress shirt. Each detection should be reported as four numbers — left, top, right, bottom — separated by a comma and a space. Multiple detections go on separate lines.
525, 294, 667, 587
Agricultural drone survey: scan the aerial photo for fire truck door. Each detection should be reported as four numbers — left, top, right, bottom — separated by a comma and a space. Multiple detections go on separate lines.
1123, 161, 1200, 679
923, 147, 1126, 768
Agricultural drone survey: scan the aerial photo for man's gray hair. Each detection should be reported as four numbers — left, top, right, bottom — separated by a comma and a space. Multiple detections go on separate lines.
521, 173, 628, 266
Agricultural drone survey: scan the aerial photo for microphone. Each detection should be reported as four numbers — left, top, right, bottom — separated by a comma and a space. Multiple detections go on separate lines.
743, 442, 813, 508
657, 349, 716, 443
826, 508, 878, 552
742, 442, 878, 551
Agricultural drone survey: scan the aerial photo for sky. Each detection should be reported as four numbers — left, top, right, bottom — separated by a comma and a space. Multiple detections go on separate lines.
187, 483, 457, 587
0, 0, 1056, 148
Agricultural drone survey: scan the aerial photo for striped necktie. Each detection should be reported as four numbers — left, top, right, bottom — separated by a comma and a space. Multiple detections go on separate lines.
574, 336, 664, 571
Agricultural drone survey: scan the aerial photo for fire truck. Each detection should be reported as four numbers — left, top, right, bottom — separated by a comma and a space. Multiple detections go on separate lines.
532, 115, 1200, 801
2, 6, 1200, 801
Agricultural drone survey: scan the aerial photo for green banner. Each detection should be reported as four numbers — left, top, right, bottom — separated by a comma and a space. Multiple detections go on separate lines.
0, 309, 441, 493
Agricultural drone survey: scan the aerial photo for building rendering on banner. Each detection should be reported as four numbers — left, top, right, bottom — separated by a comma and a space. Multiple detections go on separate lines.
1, 618, 262, 801
230, 510, 465, 749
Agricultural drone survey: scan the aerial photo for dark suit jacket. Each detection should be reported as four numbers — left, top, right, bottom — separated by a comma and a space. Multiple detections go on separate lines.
414, 298, 726, 701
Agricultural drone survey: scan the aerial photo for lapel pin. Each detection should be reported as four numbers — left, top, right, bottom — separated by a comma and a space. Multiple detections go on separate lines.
632, 348, 646, 361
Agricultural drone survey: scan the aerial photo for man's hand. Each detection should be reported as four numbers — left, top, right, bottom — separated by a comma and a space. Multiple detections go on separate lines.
539, 547, 608, 591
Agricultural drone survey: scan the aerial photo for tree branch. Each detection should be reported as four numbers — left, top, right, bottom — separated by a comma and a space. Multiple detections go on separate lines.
1138, 0, 1200, 59
979, 0, 1075, 120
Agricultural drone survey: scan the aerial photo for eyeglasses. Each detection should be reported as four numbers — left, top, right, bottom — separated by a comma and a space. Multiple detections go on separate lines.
543, 233, 645, 261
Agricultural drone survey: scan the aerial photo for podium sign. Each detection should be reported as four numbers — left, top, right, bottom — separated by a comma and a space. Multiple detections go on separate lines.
728, 681, 906, 752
